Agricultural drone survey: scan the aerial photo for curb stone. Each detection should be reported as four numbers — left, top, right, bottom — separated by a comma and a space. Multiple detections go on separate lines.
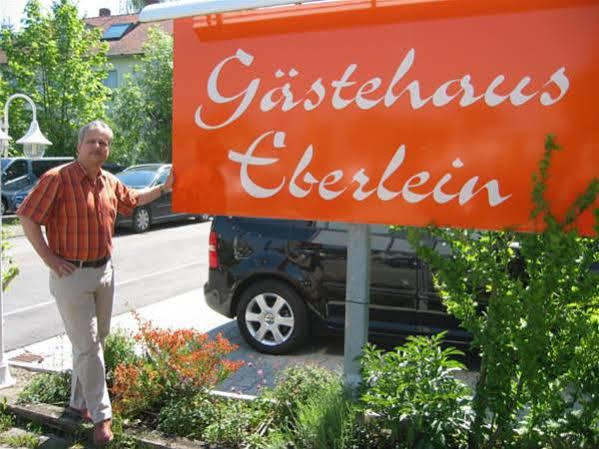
7, 402, 216, 449
1, 367, 227, 449
0, 426, 83, 449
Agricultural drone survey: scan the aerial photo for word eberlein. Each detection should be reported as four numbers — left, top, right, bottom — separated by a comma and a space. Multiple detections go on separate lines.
195, 48, 569, 129
228, 131, 512, 206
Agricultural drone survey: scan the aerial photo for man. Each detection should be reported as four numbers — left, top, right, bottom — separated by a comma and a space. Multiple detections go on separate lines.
17, 120, 173, 445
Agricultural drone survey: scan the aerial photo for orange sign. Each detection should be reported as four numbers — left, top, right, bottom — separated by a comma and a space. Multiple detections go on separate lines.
172, 0, 599, 235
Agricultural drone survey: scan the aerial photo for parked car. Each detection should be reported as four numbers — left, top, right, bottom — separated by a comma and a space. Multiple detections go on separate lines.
115, 163, 197, 233
204, 216, 469, 354
1, 157, 73, 215
102, 162, 126, 174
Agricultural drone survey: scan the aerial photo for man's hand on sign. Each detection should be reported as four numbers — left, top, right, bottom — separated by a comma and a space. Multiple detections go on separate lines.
164, 169, 174, 193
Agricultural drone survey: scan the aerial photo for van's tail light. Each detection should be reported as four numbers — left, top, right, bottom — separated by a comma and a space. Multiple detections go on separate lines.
209, 231, 219, 268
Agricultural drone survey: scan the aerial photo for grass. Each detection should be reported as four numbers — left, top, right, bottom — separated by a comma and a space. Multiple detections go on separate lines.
0, 432, 41, 448
0, 399, 15, 432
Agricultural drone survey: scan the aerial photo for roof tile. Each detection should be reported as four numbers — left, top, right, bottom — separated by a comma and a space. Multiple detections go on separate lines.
86, 13, 173, 56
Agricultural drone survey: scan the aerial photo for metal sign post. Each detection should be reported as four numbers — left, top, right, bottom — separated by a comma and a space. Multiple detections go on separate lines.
343, 223, 370, 391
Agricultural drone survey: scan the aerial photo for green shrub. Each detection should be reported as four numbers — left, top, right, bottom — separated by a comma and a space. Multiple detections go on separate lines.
159, 393, 268, 446
157, 393, 216, 439
17, 372, 70, 406
104, 328, 138, 384
262, 364, 341, 430
407, 135, 599, 448
272, 381, 359, 449
203, 398, 268, 447
360, 334, 473, 449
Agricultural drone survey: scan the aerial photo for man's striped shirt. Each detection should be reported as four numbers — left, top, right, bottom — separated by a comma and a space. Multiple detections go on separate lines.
17, 161, 138, 261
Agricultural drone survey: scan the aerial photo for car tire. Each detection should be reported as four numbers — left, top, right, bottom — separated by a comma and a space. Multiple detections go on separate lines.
0, 198, 7, 216
132, 207, 151, 233
236, 280, 309, 355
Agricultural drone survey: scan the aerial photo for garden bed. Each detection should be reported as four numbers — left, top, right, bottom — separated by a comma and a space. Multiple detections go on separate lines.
9, 311, 597, 449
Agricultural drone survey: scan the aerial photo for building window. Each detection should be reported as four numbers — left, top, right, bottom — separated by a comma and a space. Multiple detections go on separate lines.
102, 23, 133, 40
104, 70, 118, 89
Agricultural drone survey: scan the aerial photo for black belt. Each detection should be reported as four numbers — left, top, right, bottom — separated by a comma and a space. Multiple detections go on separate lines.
65, 256, 110, 268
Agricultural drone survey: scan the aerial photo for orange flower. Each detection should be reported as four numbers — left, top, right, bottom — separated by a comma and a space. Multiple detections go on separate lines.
110, 317, 244, 418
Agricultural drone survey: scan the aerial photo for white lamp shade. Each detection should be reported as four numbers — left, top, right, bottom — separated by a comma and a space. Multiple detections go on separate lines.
16, 120, 52, 158
22, 143, 47, 158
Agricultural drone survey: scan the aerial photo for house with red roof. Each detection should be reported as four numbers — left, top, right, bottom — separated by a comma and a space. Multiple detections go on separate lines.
86, 6, 172, 89
0, 4, 172, 90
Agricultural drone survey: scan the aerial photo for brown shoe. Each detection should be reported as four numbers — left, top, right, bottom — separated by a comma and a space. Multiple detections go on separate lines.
93, 419, 113, 446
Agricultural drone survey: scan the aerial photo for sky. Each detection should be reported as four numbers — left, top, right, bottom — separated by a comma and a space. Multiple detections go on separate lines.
1, 0, 125, 28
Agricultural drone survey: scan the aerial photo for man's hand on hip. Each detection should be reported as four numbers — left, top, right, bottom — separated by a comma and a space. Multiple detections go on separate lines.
43, 253, 77, 277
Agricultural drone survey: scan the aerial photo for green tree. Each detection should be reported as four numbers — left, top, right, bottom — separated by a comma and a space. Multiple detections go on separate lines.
0, 0, 110, 156
407, 136, 599, 448
125, 0, 148, 13
0, 70, 9, 148
125, 1, 177, 14
109, 26, 173, 164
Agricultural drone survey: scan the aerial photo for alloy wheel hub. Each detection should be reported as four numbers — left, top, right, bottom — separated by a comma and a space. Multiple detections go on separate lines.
264, 312, 275, 325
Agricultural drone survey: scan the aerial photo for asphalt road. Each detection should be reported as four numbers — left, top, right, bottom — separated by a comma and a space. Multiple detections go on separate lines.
3, 219, 210, 351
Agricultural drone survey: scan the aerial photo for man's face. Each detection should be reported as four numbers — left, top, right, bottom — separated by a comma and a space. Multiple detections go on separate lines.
77, 128, 111, 166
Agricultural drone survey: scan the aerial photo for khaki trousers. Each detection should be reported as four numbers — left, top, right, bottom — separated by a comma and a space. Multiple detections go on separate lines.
49, 261, 114, 424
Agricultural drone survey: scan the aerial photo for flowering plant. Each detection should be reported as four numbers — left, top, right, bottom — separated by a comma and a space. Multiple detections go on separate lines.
111, 315, 243, 418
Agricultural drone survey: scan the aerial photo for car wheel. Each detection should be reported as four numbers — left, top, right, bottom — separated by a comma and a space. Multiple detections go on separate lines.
132, 207, 151, 233
236, 280, 309, 355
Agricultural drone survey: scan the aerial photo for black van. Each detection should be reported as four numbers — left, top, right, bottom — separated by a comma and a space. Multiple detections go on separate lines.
204, 216, 469, 354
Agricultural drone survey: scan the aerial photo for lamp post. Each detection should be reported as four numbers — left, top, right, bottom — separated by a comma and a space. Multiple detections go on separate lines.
0, 93, 52, 388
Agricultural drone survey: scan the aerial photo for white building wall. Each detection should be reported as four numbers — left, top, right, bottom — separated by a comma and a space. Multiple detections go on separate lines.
106, 55, 140, 88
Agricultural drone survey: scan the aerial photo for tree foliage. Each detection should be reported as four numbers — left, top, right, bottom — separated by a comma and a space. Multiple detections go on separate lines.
109, 26, 173, 165
407, 136, 599, 448
125, 0, 148, 13
0, 0, 110, 156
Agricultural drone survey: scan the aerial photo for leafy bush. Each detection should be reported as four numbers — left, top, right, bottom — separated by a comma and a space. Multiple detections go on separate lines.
407, 136, 599, 448
104, 328, 138, 385
262, 364, 341, 431
158, 393, 268, 446
360, 334, 473, 449
157, 393, 216, 439
17, 372, 70, 406
203, 398, 268, 447
271, 381, 359, 449
111, 316, 243, 418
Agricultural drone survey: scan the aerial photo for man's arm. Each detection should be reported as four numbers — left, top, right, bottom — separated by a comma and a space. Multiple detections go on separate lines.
135, 170, 174, 206
20, 216, 76, 277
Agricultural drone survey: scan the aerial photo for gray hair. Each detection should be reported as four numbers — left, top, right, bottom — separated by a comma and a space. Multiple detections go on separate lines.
77, 120, 114, 145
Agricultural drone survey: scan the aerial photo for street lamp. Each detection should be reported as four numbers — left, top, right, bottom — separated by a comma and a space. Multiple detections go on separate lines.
0, 93, 52, 388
